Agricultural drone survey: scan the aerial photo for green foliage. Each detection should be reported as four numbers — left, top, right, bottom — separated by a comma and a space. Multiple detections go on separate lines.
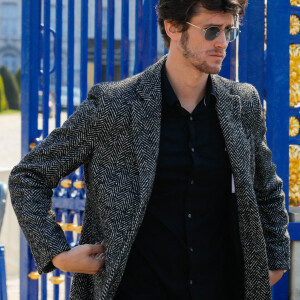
0, 75, 8, 112
15, 68, 21, 93
0, 66, 20, 110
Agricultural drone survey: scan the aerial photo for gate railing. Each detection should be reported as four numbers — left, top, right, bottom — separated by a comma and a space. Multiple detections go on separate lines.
20, 0, 294, 299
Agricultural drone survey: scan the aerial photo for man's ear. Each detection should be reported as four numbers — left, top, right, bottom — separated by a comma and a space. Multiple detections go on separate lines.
164, 20, 181, 42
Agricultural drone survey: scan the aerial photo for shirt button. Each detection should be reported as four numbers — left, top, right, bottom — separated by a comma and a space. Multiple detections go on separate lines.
191, 148, 195, 152
190, 116, 193, 121
190, 247, 194, 252
190, 180, 194, 185
188, 213, 192, 219
189, 280, 193, 285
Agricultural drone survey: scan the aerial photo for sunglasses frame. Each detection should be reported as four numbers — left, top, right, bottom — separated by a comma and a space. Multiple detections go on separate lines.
185, 21, 241, 42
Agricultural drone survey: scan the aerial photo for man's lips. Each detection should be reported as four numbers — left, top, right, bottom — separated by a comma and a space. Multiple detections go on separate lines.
209, 53, 225, 58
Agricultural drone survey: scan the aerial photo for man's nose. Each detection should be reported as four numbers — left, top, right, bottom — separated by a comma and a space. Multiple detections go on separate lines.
214, 30, 229, 49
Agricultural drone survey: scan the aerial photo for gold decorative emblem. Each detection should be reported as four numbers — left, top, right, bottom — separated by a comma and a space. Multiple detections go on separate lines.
290, 116, 300, 137
290, 45, 300, 107
290, 15, 300, 35
291, 0, 300, 6
290, 145, 300, 206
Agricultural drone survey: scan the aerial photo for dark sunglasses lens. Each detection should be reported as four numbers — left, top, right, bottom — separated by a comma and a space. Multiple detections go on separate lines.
205, 27, 239, 42
205, 27, 220, 41
226, 28, 239, 41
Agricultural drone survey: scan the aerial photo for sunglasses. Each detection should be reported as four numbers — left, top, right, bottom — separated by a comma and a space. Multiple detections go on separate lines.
186, 22, 241, 42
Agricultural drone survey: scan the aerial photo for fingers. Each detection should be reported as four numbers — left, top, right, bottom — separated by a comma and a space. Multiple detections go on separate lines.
53, 243, 106, 274
94, 253, 105, 261
86, 252, 105, 274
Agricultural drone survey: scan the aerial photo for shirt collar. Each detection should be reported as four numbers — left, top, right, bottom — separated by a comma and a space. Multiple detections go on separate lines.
161, 62, 216, 108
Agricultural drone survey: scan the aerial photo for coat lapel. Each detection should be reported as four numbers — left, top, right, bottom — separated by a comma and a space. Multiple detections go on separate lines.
131, 58, 166, 207
211, 75, 252, 207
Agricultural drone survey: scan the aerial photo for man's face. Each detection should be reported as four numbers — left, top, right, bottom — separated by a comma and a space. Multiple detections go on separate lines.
177, 8, 235, 74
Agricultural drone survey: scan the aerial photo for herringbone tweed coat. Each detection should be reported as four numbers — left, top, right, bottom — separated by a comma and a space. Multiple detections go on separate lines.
9, 55, 290, 299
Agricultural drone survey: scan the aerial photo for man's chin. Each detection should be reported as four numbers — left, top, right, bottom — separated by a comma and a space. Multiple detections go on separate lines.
201, 66, 222, 75
192, 62, 222, 75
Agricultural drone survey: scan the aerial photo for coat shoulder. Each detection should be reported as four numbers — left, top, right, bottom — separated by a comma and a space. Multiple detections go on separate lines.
87, 74, 141, 108
212, 74, 261, 108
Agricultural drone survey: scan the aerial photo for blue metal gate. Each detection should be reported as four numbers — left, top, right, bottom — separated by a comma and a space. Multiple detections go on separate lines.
19, 0, 297, 299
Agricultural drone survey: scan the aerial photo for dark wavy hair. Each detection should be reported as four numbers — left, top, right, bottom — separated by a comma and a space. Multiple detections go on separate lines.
157, 0, 248, 49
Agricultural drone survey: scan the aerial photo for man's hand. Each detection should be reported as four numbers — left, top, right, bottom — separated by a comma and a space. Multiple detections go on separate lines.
52, 242, 105, 274
269, 270, 285, 286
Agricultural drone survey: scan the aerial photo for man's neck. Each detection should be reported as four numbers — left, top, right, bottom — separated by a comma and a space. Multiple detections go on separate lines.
165, 53, 209, 112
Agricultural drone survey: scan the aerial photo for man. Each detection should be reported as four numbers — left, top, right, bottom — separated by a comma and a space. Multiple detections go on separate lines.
9, 0, 290, 299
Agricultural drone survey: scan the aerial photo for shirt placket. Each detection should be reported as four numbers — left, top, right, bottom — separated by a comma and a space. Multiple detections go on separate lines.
185, 110, 198, 291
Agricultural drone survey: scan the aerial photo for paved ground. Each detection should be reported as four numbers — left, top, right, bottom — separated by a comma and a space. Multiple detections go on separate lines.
0, 111, 67, 299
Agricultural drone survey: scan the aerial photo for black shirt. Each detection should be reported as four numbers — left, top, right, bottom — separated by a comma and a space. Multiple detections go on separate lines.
114, 64, 244, 300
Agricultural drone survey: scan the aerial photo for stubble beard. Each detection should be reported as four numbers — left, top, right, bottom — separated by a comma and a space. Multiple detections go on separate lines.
180, 31, 222, 75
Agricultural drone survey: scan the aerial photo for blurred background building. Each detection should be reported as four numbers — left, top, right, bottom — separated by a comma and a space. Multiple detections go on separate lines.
0, 0, 165, 91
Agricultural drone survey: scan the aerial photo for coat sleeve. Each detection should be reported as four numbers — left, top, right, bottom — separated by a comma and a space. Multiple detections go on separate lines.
251, 87, 290, 270
8, 85, 108, 274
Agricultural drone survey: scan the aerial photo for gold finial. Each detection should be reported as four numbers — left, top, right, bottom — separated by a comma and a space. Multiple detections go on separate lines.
74, 225, 82, 234
60, 179, 72, 188
58, 222, 75, 231
49, 276, 65, 285
29, 142, 36, 150
28, 271, 40, 280
73, 180, 85, 189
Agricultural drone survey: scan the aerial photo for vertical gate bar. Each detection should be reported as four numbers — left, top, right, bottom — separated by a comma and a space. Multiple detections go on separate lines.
53, 208, 62, 300
21, 0, 41, 298
266, 1, 290, 207
266, 0, 290, 298
149, 0, 157, 65
79, 0, 89, 177
55, 0, 63, 128
0, 246, 7, 300
53, 269, 60, 300
80, 0, 88, 103
239, 0, 265, 99
43, 0, 51, 138
107, 0, 115, 81
28, 250, 39, 300
65, 211, 74, 299
67, 0, 75, 117
94, 0, 102, 84
142, 1, 149, 70
134, 0, 143, 75
64, 272, 71, 300
143, 0, 157, 68
41, 273, 47, 300
238, 10, 248, 82
121, 0, 129, 80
